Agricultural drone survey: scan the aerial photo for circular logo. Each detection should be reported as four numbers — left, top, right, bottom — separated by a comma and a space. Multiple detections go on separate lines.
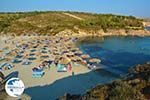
5, 78, 25, 97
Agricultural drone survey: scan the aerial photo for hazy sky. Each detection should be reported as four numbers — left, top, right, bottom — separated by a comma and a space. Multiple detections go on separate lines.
0, 0, 149, 17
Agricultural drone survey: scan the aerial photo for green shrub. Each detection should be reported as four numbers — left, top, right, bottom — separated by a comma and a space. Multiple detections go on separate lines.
108, 81, 143, 100
0, 11, 144, 34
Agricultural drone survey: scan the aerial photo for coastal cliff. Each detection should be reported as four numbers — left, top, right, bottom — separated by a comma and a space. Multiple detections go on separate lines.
58, 62, 150, 100
55, 28, 150, 38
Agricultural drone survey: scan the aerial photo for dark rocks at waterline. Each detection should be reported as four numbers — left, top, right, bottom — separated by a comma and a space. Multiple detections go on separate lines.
128, 62, 150, 82
142, 86, 150, 99
57, 93, 81, 100
57, 61, 150, 100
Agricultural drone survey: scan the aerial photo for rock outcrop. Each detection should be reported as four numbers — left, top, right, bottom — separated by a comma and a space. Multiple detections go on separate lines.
57, 61, 150, 100
56, 28, 150, 38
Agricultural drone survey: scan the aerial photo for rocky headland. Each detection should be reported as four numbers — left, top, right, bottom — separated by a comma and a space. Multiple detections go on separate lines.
58, 61, 150, 100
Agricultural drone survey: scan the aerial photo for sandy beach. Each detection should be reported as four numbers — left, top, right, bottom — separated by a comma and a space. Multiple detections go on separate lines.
0, 36, 90, 88
2, 62, 89, 88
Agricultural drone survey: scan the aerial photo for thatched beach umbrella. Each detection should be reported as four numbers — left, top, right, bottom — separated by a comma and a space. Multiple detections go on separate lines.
12, 58, 22, 63
89, 58, 101, 64
65, 52, 74, 57
62, 49, 70, 54
66, 45, 72, 49
4, 57, 11, 61
35, 51, 41, 56
51, 47, 58, 52
28, 56, 37, 60
40, 54, 49, 59
53, 51, 61, 55
71, 48, 80, 52
5, 55, 14, 61
70, 56, 82, 62
81, 54, 90, 59
30, 49, 37, 52
58, 57, 71, 65
74, 51, 83, 56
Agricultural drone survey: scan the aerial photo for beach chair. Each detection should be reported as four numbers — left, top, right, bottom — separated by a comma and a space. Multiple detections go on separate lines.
72, 62, 81, 67
32, 68, 45, 78
57, 64, 67, 72
22, 60, 32, 65
0, 63, 14, 70
0, 57, 5, 61
11, 59, 22, 63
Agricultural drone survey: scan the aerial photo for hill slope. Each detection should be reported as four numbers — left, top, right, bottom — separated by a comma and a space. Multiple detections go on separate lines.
0, 11, 144, 35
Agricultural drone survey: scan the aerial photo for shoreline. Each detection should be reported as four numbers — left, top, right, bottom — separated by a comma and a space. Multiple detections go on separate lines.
76, 29, 150, 37
1, 33, 150, 89
0, 35, 90, 88
0, 35, 150, 100
1, 27, 150, 38
58, 61, 150, 100
3, 63, 90, 88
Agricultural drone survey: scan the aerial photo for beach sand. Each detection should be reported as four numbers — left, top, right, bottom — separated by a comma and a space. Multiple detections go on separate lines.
2, 63, 89, 88
0, 36, 90, 88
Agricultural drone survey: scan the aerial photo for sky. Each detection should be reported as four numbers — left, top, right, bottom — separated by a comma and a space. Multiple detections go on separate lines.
0, 0, 149, 17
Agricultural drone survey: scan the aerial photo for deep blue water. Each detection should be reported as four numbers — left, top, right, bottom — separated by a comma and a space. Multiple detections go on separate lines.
78, 36, 150, 75
24, 36, 150, 100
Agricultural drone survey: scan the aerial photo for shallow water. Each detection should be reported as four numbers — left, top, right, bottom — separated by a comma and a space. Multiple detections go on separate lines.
25, 36, 150, 100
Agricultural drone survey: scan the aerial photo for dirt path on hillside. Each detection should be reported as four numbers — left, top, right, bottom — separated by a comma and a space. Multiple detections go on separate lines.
63, 12, 84, 20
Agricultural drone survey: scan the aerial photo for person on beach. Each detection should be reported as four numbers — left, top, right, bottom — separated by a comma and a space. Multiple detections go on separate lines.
68, 63, 72, 71
72, 71, 75, 76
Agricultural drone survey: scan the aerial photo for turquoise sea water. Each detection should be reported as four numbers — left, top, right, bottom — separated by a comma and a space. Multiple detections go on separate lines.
78, 36, 150, 75
25, 36, 150, 100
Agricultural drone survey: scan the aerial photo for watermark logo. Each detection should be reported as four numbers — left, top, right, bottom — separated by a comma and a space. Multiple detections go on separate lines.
5, 78, 25, 97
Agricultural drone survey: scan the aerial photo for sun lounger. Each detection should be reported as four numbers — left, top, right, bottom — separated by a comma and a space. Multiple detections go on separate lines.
22, 60, 32, 65
57, 64, 67, 72
32, 68, 45, 78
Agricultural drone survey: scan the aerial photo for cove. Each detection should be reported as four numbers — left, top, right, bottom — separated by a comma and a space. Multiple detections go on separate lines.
24, 36, 150, 100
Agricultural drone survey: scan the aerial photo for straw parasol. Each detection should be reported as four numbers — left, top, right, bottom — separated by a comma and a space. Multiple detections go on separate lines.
53, 51, 61, 55
70, 56, 82, 62
74, 50, 83, 55
40, 54, 49, 59
81, 54, 90, 59
71, 48, 80, 52
65, 52, 74, 57
89, 58, 101, 63
4, 55, 13, 61
58, 57, 71, 65
28, 56, 37, 60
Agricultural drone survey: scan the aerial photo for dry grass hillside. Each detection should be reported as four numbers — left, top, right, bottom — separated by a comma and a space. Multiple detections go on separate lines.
0, 11, 144, 35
